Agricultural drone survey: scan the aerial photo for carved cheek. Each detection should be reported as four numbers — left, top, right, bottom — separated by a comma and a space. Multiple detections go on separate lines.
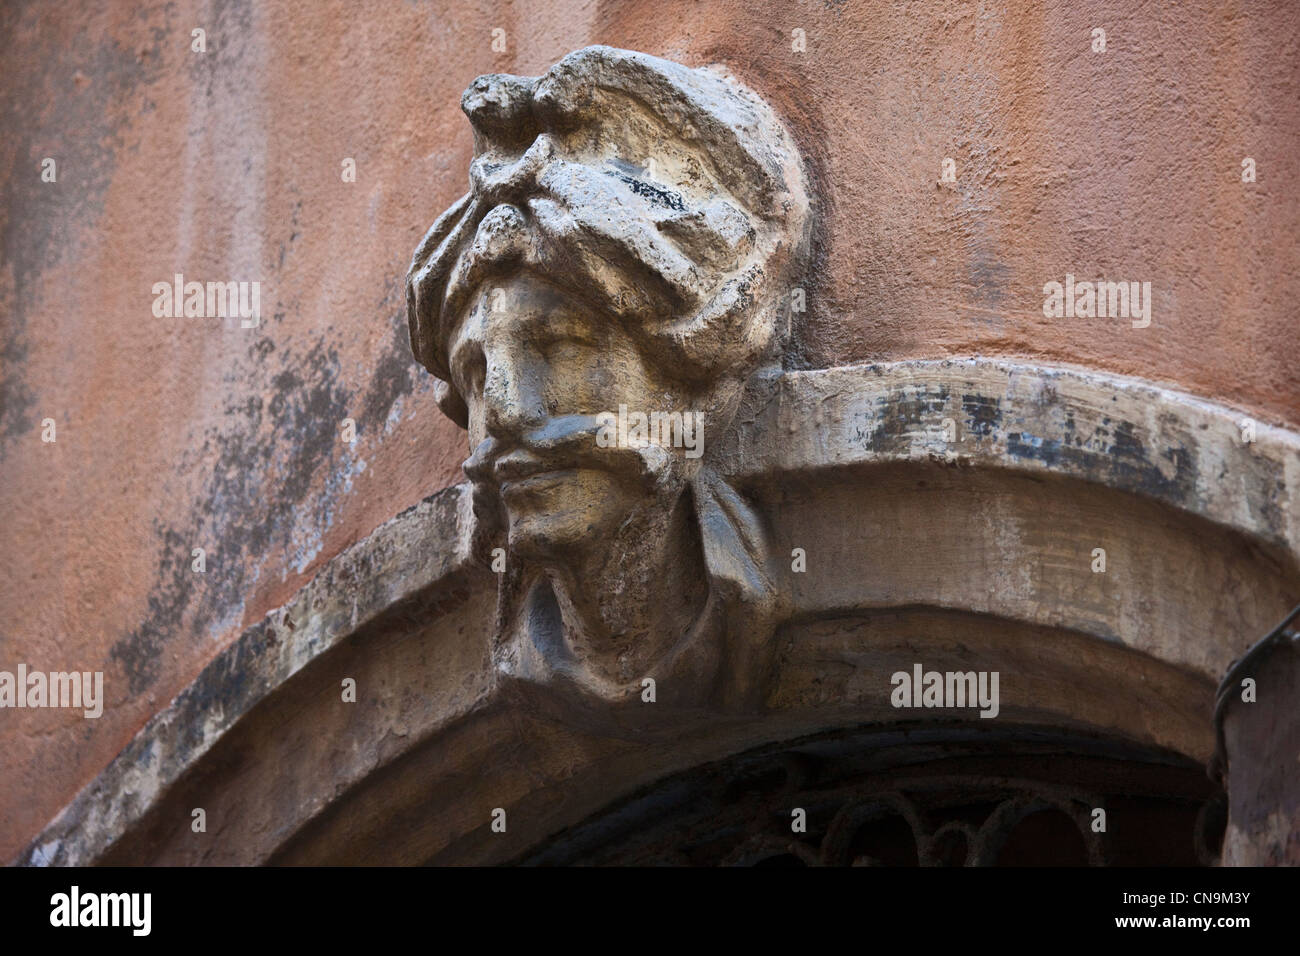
448, 350, 488, 447
536, 341, 600, 412
464, 391, 488, 449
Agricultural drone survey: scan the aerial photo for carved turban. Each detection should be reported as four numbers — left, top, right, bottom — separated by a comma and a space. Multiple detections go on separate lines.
406, 45, 811, 428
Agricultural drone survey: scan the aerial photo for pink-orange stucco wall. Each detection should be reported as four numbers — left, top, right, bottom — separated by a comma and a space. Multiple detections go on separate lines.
1, 0, 1297, 862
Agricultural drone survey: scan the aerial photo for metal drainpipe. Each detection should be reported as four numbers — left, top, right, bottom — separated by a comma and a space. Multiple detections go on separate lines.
1209, 603, 1300, 865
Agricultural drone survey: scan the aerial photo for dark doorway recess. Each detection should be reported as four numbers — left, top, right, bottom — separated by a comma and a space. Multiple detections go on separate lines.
514, 725, 1225, 866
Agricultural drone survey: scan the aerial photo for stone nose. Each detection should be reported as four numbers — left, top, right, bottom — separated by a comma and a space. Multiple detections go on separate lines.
481, 343, 549, 441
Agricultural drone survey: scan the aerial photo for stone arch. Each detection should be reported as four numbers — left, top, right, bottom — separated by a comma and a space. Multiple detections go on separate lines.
18, 359, 1296, 866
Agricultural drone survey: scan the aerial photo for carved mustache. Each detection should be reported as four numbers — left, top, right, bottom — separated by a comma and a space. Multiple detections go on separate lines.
462, 413, 671, 490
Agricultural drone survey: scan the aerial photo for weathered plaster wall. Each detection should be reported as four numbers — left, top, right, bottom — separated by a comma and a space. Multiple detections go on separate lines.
1, 0, 1297, 861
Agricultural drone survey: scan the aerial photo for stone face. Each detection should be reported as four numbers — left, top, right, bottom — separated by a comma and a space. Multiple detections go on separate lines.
405, 47, 811, 711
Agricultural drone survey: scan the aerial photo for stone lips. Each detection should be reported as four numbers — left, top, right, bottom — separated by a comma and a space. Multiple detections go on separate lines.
405, 45, 811, 429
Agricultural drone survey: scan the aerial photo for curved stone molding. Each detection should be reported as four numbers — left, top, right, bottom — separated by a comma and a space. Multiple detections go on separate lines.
17, 487, 477, 867
731, 359, 1299, 556
732, 359, 1300, 695
16, 358, 1299, 866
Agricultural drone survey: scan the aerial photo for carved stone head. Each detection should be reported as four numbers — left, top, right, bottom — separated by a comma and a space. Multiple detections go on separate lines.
407, 46, 810, 711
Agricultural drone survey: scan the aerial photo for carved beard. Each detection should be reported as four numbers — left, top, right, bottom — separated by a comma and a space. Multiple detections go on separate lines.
469, 434, 689, 658
472, 453, 780, 712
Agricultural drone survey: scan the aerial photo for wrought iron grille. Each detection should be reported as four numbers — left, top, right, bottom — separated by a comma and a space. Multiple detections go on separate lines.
517, 726, 1226, 866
